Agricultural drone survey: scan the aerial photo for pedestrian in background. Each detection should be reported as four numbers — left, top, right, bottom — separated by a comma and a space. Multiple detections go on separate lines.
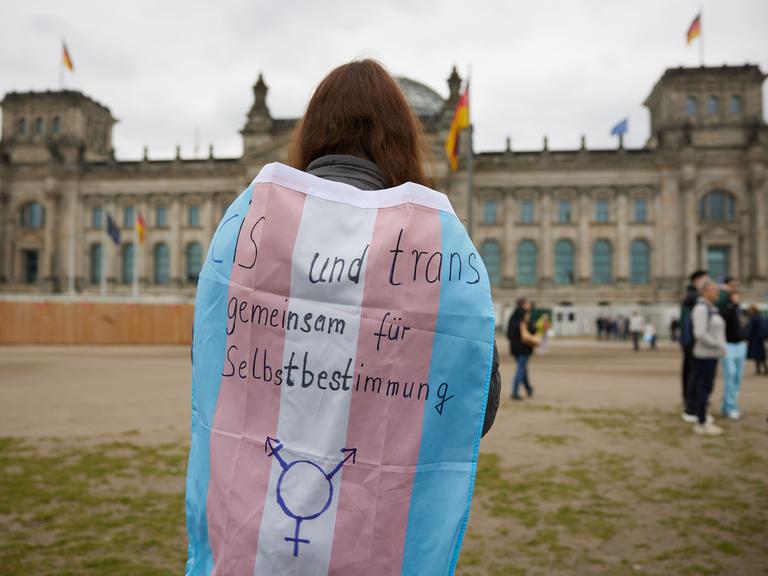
680, 270, 709, 423
629, 311, 645, 351
746, 305, 767, 375
691, 279, 727, 436
720, 290, 747, 419
507, 298, 540, 400
536, 313, 551, 353
644, 322, 657, 350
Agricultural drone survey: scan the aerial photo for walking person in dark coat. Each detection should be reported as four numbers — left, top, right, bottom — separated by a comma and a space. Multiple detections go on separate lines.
507, 298, 540, 400
746, 305, 767, 376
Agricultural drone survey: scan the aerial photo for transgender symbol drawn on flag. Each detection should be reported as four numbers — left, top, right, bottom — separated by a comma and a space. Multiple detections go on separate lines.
265, 436, 357, 557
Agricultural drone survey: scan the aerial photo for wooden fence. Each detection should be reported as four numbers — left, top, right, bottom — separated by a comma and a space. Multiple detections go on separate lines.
0, 301, 194, 344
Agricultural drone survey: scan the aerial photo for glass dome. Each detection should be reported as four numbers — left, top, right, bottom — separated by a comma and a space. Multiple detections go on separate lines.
395, 77, 445, 118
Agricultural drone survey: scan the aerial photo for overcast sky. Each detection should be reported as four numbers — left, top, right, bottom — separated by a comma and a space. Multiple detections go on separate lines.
1, 0, 766, 160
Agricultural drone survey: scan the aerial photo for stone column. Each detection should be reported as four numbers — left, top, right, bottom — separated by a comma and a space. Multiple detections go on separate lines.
616, 189, 629, 282
171, 196, 182, 286
682, 183, 698, 275
578, 192, 590, 283
139, 197, 150, 288
540, 188, 553, 284
503, 190, 515, 285
204, 195, 215, 256
751, 168, 767, 280
0, 190, 10, 283
47, 189, 64, 292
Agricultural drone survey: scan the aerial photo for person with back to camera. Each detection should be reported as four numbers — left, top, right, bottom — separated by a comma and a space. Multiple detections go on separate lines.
680, 270, 710, 423
720, 290, 748, 420
185, 60, 502, 576
629, 311, 645, 351
691, 279, 727, 436
507, 298, 540, 400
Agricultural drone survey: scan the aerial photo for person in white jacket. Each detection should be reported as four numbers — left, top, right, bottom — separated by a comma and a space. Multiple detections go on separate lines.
691, 279, 728, 436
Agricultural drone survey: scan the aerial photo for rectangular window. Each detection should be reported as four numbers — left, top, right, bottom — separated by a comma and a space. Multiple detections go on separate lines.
92, 206, 103, 229
156, 205, 168, 228
483, 200, 497, 224
558, 200, 572, 224
123, 206, 135, 229
520, 200, 534, 223
633, 199, 647, 222
23, 249, 39, 284
188, 205, 201, 228
595, 199, 609, 223
730, 95, 742, 115
707, 246, 730, 280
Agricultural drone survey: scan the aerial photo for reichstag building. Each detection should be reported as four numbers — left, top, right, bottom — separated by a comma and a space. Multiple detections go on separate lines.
1, 64, 766, 333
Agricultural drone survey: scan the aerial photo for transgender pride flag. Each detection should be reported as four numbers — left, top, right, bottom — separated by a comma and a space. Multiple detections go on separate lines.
185, 163, 495, 576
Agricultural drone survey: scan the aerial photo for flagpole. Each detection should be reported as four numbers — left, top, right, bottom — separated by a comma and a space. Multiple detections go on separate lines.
699, 9, 704, 66
100, 215, 107, 297
67, 192, 76, 294
132, 220, 139, 298
465, 68, 474, 241
59, 39, 64, 89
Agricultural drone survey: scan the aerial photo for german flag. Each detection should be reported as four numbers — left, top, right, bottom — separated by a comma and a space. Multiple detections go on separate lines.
445, 85, 470, 172
136, 212, 145, 244
62, 42, 74, 72
686, 13, 701, 45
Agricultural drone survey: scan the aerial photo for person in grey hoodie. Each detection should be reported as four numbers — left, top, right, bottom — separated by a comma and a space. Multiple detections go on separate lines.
691, 279, 728, 435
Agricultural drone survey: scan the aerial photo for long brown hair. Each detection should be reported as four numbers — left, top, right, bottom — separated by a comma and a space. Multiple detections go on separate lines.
289, 59, 430, 188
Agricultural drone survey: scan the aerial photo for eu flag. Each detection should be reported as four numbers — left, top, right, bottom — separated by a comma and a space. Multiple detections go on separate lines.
106, 213, 121, 245
611, 118, 628, 136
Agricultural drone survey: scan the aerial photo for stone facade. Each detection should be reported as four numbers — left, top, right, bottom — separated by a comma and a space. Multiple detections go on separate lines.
1, 65, 766, 332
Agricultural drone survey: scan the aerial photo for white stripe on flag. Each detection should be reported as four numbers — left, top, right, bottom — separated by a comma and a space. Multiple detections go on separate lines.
252, 196, 377, 575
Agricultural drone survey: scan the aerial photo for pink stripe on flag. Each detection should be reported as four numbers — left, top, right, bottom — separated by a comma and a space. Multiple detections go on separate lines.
207, 183, 306, 575
328, 205, 442, 574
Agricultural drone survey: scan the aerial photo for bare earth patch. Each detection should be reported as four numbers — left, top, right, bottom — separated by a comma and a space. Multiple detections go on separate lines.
0, 340, 766, 575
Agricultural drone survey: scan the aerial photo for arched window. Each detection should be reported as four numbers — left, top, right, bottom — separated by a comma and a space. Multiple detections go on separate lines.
707, 95, 719, 115
480, 240, 501, 287
630, 239, 651, 285
52, 116, 61, 135
18, 117, 27, 135
554, 239, 574, 285
122, 243, 135, 285
154, 242, 170, 285
592, 240, 613, 285
90, 243, 103, 284
699, 191, 735, 222
517, 240, 537, 286
20, 202, 45, 229
186, 242, 203, 282
730, 95, 742, 115
35, 117, 44, 135
686, 96, 698, 117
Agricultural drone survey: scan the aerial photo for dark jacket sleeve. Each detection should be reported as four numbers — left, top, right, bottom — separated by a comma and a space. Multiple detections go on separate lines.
481, 342, 501, 437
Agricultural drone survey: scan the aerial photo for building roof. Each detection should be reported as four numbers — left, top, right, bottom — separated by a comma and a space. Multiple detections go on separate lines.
1, 89, 115, 119
394, 77, 445, 119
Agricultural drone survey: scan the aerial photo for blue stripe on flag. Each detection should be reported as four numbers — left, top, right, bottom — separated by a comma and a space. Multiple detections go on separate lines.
185, 185, 253, 576
400, 211, 495, 575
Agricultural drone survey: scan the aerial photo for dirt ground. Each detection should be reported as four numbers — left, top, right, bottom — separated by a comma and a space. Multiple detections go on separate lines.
1, 339, 767, 575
